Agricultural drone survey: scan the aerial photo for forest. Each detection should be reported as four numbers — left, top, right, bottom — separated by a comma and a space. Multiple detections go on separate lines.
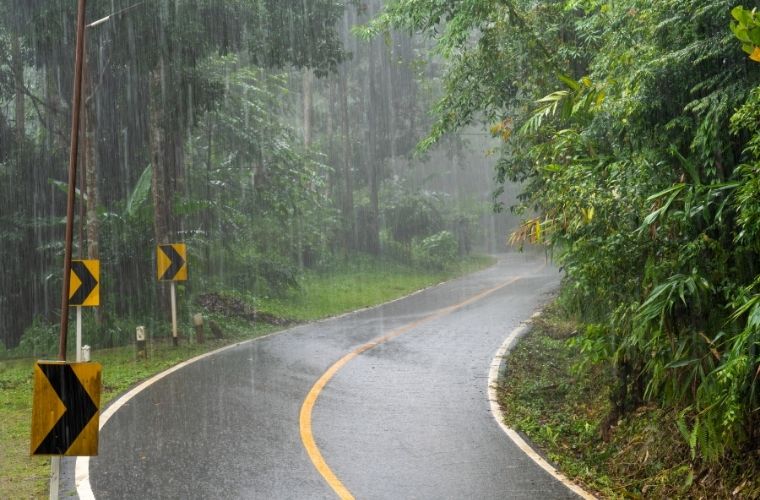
0, 0, 509, 355
368, 0, 760, 467
2, 0, 760, 492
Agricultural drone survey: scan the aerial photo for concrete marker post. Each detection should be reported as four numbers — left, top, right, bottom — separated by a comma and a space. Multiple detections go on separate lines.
136, 326, 147, 359
193, 313, 204, 344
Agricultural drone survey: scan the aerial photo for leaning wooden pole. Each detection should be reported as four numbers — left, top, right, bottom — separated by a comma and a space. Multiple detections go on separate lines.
58, 0, 87, 362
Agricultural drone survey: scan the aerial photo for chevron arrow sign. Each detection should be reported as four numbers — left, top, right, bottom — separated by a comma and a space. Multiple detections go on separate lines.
157, 243, 187, 281
69, 259, 99, 307
30, 361, 101, 456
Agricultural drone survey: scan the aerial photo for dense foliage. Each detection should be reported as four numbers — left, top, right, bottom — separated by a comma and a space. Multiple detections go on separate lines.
370, 0, 760, 462
0, 1, 494, 353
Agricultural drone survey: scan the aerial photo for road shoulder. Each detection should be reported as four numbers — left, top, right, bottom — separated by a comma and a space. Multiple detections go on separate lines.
489, 311, 596, 500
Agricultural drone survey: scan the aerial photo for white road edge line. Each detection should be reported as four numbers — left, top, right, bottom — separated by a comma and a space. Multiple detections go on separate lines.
74, 258, 503, 498
74, 332, 279, 499
487, 312, 597, 500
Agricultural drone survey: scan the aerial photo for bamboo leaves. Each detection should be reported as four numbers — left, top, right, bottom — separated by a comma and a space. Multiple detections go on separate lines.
519, 75, 605, 135
372, 0, 760, 464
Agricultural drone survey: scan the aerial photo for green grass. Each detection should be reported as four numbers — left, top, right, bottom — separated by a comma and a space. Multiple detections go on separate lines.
0, 254, 494, 499
497, 302, 760, 499
0, 358, 49, 498
258, 255, 494, 321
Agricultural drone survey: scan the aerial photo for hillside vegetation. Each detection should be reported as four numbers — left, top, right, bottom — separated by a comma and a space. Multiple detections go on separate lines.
370, 0, 760, 467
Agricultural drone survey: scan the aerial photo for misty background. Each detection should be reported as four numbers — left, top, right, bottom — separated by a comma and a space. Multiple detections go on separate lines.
0, 0, 524, 353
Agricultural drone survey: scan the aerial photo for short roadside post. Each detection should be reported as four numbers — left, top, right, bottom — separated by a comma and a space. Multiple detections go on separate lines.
157, 243, 188, 346
193, 313, 205, 344
135, 326, 147, 359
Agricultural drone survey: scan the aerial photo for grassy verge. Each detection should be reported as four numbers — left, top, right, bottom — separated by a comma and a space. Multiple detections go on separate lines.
497, 302, 760, 499
0, 254, 494, 499
257, 255, 494, 321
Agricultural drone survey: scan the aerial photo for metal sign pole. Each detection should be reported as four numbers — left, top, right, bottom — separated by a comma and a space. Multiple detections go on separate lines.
49, 458, 60, 500
170, 281, 178, 346
76, 306, 82, 362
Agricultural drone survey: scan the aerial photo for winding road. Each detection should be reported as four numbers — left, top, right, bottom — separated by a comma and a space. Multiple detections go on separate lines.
73, 253, 580, 499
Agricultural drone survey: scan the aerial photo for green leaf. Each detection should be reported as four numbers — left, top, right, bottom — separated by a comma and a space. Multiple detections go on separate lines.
48, 178, 87, 201
646, 183, 686, 202
733, 6, 753, 26
557, 73, 580, 91
676, 413, 691, 442
731, 6, 745, 22
536, 90, 570, 104
689, 420, 699, 460
666, 358, 699, 369
126, 165, 152, 217
730, 23, 750, 43
670, 148, 700, 185
749, 27, 760, 46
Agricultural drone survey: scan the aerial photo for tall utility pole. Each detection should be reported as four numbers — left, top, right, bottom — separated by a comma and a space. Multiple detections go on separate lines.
58, 0, 88, 361
51, 2, 86, 498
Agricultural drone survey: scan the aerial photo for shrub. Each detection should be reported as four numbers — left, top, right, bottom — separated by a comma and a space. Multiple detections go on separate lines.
15, 317, 58, 358
413, 230, 458, 270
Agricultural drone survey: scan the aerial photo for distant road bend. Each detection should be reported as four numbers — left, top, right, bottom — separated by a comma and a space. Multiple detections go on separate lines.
77, 253, 582, 499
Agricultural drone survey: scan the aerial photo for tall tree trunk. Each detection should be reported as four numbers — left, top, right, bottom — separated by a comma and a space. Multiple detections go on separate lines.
366, 30, 381, 255
149, 66, 169, 246
302, 68, 314, 148
84, 53, 99, 262
170, 128, 185, 238
327, 77, 336, 196
338, 66, 356, 252
83, 49, 104, 327
205, 117, 214, 275
149, 62, 176, 324
44, 62, 68, 154
403, 36, 418, 139
11, 33, 24, 144
383, 36, 397, 163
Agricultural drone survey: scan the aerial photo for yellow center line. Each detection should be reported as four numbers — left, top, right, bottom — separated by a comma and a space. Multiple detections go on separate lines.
299, 275, 523, 499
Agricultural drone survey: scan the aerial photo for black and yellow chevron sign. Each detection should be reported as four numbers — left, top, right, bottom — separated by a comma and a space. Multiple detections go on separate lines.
69, 259, 99, 307
30, 361, 101, 456
157, 243, 187, 281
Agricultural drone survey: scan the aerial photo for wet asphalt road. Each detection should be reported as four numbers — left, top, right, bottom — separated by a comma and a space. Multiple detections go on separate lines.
84, 253, 576, 499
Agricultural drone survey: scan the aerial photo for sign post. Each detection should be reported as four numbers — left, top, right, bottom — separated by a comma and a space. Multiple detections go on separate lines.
50, 456, 60, 500
170, 281, 178, 346
76, 306, 82, 360
43, 258, 100, 498
157, 243, 187, 346
69, 259, 100, 360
